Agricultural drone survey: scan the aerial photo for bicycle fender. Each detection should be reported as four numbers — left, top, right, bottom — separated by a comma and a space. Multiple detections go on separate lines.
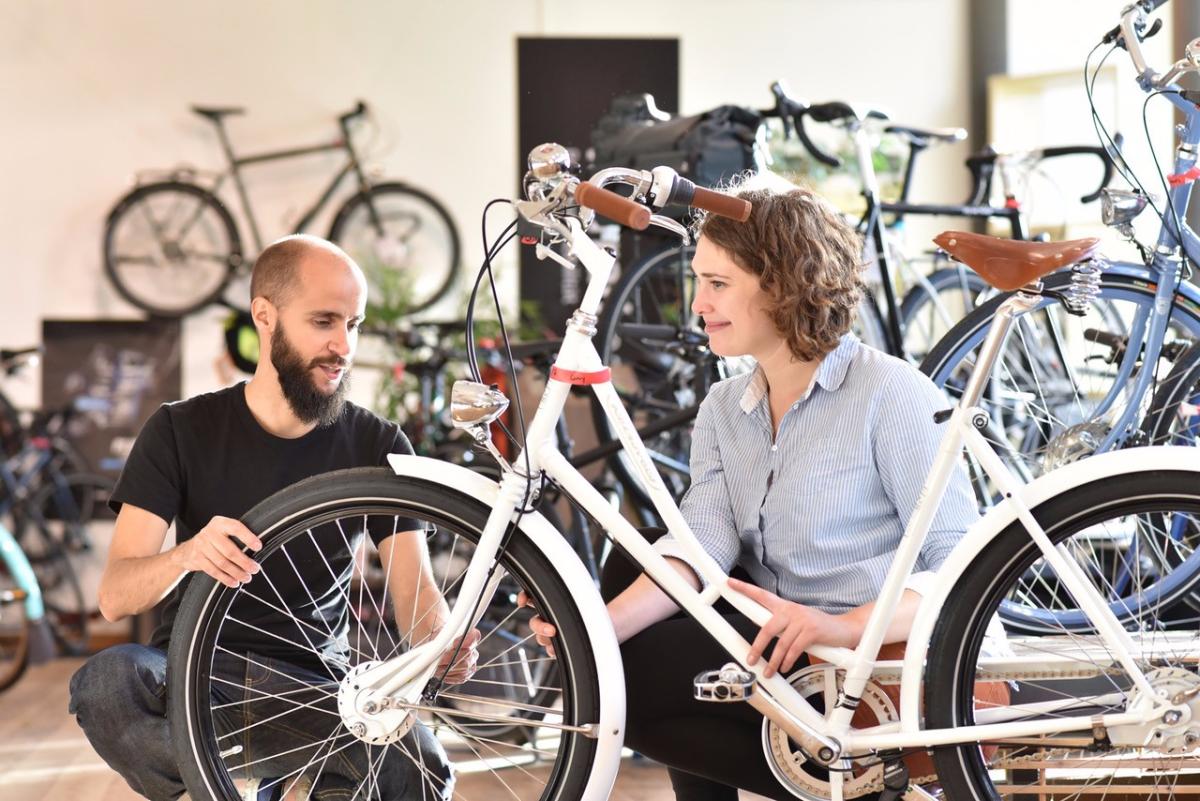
1103, 259, 1200, 309
385, 454, 625, 801
899, 445, 1200, 730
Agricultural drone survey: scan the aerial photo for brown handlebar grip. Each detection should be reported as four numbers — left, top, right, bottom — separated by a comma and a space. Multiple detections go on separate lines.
574, 182, 652, 230
691, 186, 752, 222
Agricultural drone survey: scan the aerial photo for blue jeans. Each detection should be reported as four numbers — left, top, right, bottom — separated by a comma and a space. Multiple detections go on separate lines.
69, 644, 453, 801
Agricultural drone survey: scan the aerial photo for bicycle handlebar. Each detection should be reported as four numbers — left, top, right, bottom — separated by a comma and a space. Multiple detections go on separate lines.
1038, 145, 1117, 203
340, 101, 368, 125
964, 144, 1116, 206
661, 173, 753, 221
574, 182, 652, 230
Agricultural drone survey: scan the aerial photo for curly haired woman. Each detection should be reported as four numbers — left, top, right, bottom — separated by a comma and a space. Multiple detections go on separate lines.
531, 182, 980, 799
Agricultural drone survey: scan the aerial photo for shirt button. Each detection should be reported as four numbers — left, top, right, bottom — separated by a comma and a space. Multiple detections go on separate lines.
771, 445, 778, 452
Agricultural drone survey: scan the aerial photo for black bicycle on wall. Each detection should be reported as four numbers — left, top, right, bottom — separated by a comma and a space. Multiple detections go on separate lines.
102, 101, 461, 317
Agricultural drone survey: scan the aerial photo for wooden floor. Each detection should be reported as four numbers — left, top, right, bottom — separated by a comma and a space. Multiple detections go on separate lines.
0, 657, 745, 801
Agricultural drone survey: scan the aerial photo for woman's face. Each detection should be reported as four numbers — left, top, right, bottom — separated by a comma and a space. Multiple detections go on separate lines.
690, 236, 781, 360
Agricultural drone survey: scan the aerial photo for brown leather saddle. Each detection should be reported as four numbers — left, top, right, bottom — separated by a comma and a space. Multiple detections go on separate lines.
933, 231, 1101, 291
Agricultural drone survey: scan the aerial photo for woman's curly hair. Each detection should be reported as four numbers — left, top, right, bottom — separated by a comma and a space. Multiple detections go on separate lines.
695, 185, 865, 362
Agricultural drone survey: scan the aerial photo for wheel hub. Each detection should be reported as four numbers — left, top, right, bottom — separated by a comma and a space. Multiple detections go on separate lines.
1111, 667, 1200, 752
372, 234, 410, 269
337, 661, 416, 745
162, 240, 186, 263
1043, 420, 1109, 471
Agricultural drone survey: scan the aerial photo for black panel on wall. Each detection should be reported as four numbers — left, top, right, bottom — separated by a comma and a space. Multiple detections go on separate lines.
516, 37, 678, 334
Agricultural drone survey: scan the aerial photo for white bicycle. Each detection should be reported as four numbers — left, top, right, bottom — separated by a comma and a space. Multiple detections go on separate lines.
167, 20, 1200, 801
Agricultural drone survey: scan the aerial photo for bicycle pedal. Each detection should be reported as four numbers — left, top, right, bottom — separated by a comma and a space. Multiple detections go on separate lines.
694, 663, 754, 702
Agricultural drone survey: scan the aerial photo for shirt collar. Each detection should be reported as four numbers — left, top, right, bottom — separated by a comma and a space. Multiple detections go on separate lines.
738, 333, 860, 414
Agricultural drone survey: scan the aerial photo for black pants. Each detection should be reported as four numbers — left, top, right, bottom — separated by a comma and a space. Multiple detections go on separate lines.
600, 529, 797, 801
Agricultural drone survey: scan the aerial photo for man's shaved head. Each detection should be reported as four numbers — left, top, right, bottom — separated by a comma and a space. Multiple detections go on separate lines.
250, 234, 361, 308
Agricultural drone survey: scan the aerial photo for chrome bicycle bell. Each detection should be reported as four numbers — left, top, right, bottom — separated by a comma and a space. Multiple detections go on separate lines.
527, 143, 572, 184
1100, 188, 1149, 236
450, 380, 510, 430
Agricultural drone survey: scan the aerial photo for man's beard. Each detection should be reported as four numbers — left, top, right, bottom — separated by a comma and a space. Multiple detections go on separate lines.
270, 323, 351, 427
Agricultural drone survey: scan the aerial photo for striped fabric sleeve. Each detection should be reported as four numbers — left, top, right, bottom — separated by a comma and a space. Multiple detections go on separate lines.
657, 395, 741, 586
872, 367, 979, 575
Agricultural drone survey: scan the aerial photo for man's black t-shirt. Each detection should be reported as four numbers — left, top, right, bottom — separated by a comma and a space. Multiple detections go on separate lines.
111, 382, 415, 669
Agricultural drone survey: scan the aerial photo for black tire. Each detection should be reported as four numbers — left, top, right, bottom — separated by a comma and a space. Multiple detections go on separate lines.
897, 266, 990, 363
329, 183, 461, 314
102, 181, 243, 317
23, 473, 114, 653
168, 467, 601, 801
926, 470, 1200, 800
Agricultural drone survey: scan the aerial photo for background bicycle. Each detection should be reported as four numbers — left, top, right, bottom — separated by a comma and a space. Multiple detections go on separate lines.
102, 101, 462, 318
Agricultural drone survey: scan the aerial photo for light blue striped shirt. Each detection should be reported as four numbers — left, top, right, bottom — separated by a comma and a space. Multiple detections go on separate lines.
656, 333, 979, 614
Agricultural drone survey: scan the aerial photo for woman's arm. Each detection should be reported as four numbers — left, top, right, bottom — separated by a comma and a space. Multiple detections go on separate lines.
729, 578, 923, 677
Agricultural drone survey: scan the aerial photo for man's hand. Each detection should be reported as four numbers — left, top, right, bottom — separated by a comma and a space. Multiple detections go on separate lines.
728, 577, 863, 678
171, 516, 263, 588
517, 591, 556, 658
436, 628, 481, 685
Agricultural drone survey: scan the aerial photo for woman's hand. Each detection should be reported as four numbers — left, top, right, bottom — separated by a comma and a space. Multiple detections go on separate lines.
728, 577, 863, 677
517, 591, 556, 658
436, 628, 481, 685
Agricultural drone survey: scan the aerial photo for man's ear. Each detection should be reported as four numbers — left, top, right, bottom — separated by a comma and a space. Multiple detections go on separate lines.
250, 296, 276, 334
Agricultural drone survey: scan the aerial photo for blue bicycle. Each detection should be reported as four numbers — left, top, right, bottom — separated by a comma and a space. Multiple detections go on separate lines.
920, 0, 1200, 627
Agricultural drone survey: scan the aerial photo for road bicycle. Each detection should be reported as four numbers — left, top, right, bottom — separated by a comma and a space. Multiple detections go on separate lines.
168, 95, 1200, 801
102, 101, 461, 317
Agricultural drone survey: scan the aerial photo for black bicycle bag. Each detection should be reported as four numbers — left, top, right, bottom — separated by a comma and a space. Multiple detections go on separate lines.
589, 95, 762, 189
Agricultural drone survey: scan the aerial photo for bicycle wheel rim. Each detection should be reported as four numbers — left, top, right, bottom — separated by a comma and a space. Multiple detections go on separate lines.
172, 477, 599, 801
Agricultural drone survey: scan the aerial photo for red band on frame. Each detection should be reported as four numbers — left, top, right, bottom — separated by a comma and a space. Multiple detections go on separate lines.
1168, 166, 1200, 187
549, 366, 611, 385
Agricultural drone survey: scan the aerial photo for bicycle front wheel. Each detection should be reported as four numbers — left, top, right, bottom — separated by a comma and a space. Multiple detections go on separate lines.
168, 467, 602, 801
330, 183, 461, 314
103, 181, 242, 317
926, 470, 1200, 799
0, 559, 31, 693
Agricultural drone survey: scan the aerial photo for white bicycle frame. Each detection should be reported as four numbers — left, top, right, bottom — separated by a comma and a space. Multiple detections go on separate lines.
364, 208, 1190, 770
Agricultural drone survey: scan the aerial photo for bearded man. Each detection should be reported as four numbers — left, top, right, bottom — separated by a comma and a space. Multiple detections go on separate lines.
69, 235, 473, 801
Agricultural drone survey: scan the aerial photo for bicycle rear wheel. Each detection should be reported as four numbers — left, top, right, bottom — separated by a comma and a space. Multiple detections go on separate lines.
103, 181, 242, 317
898, 265, 990, 363
330, 183, 461, 314
926, 471, 1200, 799
168, 467, 602, 801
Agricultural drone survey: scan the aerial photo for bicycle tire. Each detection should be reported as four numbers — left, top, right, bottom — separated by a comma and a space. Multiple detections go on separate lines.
926, 470, 1200, 800
897, 265, 989, 363
21, 505, 88, 656
168, 467, 601, 801
102, 181, 242, 317
329, 182, 461, 315
1143, 341, 1200, 610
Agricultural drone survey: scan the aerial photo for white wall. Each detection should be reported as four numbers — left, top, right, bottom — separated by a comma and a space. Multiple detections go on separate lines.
0, 0, 970, 409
